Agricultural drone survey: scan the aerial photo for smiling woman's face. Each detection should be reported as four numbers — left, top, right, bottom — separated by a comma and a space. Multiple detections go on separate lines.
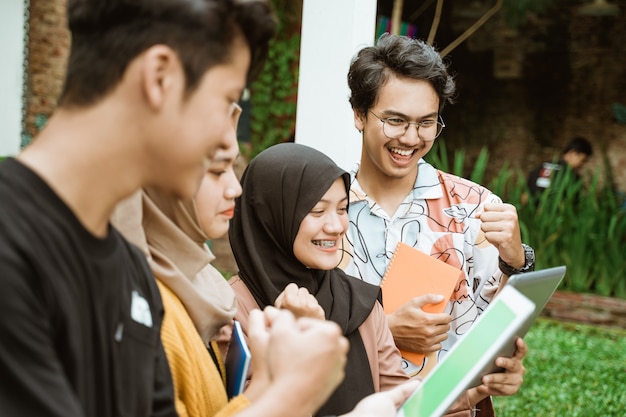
292, 177, 349, 270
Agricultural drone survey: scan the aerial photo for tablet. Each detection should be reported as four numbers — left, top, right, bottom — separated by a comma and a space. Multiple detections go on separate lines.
398, 286, 535, 417
464, 265, 567, 388
506, 265, 566, 335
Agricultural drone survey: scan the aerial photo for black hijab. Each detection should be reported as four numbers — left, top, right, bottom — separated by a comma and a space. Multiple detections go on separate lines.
229, 143, 381, 415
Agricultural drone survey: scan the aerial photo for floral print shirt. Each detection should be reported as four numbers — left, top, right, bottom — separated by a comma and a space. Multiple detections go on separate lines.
340, 159, 505, 372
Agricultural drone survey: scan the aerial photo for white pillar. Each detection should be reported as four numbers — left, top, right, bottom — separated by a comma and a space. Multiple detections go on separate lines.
295, 0, 377, 171
0, 0, 26, 156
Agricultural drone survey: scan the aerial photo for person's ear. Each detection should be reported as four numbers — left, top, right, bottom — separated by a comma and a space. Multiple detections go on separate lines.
140, 45, 181, 111
354, 109, 366, 133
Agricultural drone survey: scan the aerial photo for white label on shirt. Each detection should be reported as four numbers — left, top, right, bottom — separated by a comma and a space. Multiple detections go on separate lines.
131, 290, 153, 328
536, 177, 551, 188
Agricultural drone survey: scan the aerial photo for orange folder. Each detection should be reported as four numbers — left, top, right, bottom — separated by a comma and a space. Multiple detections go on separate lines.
381, 242, 462, 366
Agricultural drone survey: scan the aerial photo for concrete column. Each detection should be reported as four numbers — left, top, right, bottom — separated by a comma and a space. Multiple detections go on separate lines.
295, 0, 377, 171
0, 0, 26, 156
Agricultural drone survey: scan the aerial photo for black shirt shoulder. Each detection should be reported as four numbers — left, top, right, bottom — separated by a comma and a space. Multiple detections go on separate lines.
0, 158, 176, 417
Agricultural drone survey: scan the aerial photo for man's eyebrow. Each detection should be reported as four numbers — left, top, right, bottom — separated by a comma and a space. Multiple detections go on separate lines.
380, 110, 438, 119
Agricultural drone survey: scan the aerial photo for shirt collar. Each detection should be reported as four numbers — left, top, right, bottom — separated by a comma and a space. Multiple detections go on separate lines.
414, 159, 443, 199
348, 159, 443, 205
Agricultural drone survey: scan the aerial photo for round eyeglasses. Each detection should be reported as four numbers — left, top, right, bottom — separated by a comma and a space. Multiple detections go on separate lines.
369, 111, 445, 141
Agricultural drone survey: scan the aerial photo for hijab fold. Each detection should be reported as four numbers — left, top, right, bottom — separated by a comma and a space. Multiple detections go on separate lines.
229, 143, 382, 415
112, 188, 237, 345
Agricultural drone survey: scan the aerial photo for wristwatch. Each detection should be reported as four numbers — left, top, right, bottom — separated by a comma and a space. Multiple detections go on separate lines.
498, 243, 535, 276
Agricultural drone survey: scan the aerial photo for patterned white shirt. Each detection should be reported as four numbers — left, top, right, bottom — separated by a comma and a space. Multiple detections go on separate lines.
340, 159, 505, 372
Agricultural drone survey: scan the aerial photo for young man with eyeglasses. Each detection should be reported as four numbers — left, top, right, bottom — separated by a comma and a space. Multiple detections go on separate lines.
339, 34, 534, 416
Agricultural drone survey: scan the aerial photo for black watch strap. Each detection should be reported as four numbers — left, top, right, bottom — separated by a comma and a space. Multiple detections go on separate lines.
498, 243, 535, 276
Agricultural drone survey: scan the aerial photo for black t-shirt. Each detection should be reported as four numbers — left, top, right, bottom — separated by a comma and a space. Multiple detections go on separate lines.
527, 160, 563, 197
0, 158, 177, 417
526, 159, 582, 201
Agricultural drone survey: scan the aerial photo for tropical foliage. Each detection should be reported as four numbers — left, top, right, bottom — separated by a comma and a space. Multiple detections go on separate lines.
247, 0, 300, 159
425, 141, 626, 299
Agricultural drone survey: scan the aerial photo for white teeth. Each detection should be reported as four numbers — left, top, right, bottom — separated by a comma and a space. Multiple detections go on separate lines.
389, 147, 413, 156
313, 240, 336, 248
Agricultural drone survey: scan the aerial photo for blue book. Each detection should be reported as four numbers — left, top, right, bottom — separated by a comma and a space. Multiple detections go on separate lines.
225, 320, 251, 399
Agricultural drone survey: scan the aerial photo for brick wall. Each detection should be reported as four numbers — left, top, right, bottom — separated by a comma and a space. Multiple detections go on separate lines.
441, 4, 626, 196
24, 0, 69, 139
543, 291, 626, 330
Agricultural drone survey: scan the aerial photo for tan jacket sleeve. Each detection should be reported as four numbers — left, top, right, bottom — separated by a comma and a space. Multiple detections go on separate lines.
359, 301, 410, 391
229, 275, 260, 333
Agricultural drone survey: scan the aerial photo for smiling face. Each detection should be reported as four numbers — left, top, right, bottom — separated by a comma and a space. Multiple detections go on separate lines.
293, 177, 349, 270
195, 103, 243, 240
355, 74, 440, 183
148, 35, 250, 201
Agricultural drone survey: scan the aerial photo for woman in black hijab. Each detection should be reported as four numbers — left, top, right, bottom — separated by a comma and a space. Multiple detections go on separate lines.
229, 143, 408, 417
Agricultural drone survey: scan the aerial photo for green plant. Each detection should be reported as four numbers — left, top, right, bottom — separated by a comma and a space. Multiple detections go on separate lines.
515, 164, 626, 298
424, 141, 488, 183
21, 113, 48, 149
426, 141, 626, 299
247, 2, 301, 159
501, 0, 555, 28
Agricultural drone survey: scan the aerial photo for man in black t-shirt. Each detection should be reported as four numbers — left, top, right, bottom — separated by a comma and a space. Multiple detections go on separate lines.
526, 136, 593, 205
0, 1, 270, 415
0, 162, 174, 415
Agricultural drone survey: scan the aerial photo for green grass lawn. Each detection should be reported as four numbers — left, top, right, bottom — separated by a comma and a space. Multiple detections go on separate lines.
493, 319, 626, 416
